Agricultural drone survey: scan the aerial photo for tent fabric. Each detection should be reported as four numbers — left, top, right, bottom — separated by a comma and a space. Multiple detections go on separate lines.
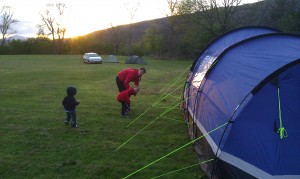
125, 55, 147, 64
184, 27, 300, 179
186, 26, 280, 116
106, 55, 119, 63
190, 26, 280, 71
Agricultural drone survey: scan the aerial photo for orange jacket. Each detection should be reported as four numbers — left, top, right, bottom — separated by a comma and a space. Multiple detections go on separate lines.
117, 68, 140, 89
117, 87, 136, 104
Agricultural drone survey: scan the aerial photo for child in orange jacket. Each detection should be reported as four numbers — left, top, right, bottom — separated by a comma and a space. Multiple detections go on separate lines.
117, 86, 139, 117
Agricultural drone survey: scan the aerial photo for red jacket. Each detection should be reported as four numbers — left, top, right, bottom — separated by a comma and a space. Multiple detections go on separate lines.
117, 87, 136, 104
117, 68, 140, 89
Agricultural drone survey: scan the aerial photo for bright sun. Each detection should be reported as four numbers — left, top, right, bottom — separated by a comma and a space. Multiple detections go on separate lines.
4, 0, 258, 38
62, 0, 168, 38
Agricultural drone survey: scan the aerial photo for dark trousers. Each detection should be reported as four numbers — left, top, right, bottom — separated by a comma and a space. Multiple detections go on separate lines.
121, 102, 130, 116
116, 76, 126, 92
65, 111, 77, 127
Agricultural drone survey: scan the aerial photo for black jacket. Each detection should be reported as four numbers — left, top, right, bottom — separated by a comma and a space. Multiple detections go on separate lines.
62, 96, 79, 111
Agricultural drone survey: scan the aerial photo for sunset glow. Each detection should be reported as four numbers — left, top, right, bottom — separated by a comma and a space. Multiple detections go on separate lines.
2, 0, 259, 38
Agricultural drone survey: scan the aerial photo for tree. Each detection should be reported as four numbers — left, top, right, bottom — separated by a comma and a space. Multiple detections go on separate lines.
124, 1, 140, 54
162, 0, 182, 57
269, 0, 300, 33
109, 23, 127, 55
166, 0, 180, 16
175, 0, 243, 36
0, 6, 18, 46
143, 25, 163, 56
37, 3, 67, 54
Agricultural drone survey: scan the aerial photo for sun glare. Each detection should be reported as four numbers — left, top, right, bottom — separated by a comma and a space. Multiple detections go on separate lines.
3, 0, 259, 38
63, 0, 167, 38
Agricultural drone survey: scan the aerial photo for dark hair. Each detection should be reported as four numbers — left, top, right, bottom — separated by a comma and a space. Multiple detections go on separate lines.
67, 86, 77, 96
140, 67, 146, 74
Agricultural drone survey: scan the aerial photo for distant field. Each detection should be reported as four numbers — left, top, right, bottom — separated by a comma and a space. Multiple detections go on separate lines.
0, 55, 206, 178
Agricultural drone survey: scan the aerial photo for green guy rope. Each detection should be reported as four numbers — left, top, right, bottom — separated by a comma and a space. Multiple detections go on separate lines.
159, 116, 185, 123
116, 115, 161, 151
122, 122, 229, 179
123, 91, 196, 151
128, 66, 189, 127
155, 79, 187, 104
277, 88, 288, 139
128, 81, 186, 127
117, 99, 184, 151
127, 105, 153, 127
151, 158, 214, 179
157, 65, 191, 95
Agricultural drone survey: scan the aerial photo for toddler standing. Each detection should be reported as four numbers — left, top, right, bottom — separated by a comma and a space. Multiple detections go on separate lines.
62, 86, 80, 127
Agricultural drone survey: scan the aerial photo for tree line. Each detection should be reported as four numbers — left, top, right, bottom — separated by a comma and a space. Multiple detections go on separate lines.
1, 0, 300, 58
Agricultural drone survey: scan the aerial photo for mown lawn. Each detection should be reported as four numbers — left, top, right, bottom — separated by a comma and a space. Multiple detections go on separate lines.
0, 55, 206, 178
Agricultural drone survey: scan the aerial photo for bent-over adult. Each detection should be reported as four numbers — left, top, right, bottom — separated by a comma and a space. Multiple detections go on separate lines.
116, 67, 146, 92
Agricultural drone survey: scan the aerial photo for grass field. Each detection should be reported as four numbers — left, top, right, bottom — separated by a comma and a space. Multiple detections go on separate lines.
0, 55, 206, 178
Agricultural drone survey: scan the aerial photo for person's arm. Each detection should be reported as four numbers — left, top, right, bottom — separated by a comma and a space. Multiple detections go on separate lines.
134, 78, 139, 86
124, 75, 133, 89
62, 97, 66, 106
71, 97, 79, 106
75, 99, 80, 105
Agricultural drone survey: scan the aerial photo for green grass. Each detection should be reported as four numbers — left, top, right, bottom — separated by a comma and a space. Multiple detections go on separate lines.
0, 55, 206, 178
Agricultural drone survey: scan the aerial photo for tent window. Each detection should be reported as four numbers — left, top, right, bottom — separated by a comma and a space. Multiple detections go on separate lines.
192, 55, 216, 88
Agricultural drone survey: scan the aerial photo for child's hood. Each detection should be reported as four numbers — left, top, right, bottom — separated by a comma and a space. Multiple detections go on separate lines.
67, 86, 77, 96
128, 87, 137, 95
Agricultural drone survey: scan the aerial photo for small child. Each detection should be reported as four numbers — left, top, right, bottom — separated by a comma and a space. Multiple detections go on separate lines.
62, 86, 80, 127
117, 86, 139, 117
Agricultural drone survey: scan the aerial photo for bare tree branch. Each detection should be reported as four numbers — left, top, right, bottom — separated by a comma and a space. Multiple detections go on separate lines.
37, 3, 67, 54
124, 2, 140, 54
109, 23, 127, 55
166, 0, 180, 16
176, 0, 243, 36
0, 6, 18, 46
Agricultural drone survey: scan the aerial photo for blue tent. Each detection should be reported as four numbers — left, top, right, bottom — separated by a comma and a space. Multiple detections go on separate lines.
183, 27, 300, 178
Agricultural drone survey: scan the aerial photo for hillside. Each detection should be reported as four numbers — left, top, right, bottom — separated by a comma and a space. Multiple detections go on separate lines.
85, 0, 300, 41
86, 17, 170, 44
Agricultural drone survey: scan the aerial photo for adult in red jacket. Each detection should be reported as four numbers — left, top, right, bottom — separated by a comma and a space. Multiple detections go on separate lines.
117, 86, 139, 116
116, 67, 146, 92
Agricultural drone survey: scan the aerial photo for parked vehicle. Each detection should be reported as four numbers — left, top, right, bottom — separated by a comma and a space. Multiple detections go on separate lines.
82, 52, 102, 64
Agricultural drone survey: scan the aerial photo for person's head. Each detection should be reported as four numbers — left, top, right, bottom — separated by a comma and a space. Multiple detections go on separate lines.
138, 67, 146, 76
133, 86, 139, 94
67, 86, 77, 96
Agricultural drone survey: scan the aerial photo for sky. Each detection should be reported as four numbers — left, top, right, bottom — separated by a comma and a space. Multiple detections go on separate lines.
2, 0, 259, 38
